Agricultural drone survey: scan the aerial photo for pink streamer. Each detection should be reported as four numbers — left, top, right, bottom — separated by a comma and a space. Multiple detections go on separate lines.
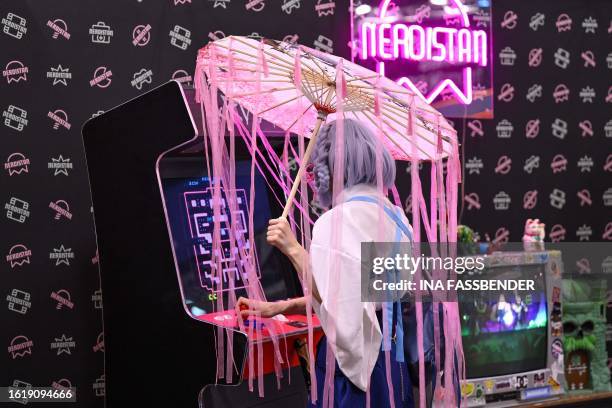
231, 110, 316, 226
407, 104, 426, 408
197, 42, 293, 398
291, 47, 318, 403
321, 59, 351, 408
199, 44, 229, 383
297, 130, 318, 403
390, 185, 402, 207
375, 76, 396, 408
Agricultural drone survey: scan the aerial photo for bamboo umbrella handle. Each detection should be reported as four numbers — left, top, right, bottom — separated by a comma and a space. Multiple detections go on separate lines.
281, 115, 326, 218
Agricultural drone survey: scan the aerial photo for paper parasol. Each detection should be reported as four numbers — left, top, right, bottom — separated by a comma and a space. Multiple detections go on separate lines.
196, 35, 458, 217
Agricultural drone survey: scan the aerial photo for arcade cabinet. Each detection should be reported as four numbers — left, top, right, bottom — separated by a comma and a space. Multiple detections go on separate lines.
82, 81, 321, 407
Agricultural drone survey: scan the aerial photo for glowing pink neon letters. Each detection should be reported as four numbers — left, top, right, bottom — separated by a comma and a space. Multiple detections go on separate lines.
361, 24, 487, 66
358, 0, 489, 105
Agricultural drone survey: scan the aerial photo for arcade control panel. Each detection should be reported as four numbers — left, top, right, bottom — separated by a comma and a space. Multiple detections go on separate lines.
199, 310, 320, 343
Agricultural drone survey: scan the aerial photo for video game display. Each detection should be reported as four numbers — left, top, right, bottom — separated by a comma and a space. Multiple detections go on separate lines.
184, 185, 257, 292
158, 133, 304, 318
161, 157, 273, 306
460, 263, 548, 379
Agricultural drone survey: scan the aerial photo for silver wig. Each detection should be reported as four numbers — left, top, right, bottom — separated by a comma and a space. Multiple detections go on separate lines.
311, 118, 396, 208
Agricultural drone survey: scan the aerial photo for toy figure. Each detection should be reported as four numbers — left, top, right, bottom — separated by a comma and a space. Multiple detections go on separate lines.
522, 218, 545, 251
551, 320, 563, 337
457, 224, 478, 255
562, 279, 612, 393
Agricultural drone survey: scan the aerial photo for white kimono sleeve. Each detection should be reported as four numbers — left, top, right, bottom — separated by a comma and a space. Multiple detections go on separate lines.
308, 205, 382, 392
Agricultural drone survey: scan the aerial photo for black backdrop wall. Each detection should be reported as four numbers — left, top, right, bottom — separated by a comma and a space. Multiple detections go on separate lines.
458, 1, 612, 246
1, 1, 610, 406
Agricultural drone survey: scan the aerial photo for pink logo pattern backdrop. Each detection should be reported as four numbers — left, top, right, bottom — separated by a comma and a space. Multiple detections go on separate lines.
0, 1, 336, 406
1, 0, 611, 405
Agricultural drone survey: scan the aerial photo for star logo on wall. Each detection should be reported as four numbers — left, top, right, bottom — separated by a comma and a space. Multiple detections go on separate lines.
52, 245, 73, 266
50, 155, 72, 176
53, 334, 74, 355
49, 65, 71, 86
211, 0, 230, 8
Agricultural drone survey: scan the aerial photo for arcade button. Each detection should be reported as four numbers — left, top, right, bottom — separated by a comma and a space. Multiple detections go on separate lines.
244, 319, 266, 329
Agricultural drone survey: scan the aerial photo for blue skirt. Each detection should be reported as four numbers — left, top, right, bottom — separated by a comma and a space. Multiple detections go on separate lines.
309, 336, 414, 408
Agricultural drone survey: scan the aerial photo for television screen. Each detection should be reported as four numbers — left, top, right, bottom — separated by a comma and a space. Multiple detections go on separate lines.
459, 263, 548, 379
164, 160, 270, 292
159, 142, 303, 316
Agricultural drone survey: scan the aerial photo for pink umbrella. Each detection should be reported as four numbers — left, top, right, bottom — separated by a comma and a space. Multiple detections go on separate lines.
196, 35, 458, 217
195, 35, 463, 407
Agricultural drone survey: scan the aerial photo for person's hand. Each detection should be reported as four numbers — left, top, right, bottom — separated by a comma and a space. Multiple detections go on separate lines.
236, 297, 284, 319
267, 217, 300, 256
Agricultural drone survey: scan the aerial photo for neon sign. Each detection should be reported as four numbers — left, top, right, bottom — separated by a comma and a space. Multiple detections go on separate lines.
361, 24, 488, 66
355, 0, 492, 115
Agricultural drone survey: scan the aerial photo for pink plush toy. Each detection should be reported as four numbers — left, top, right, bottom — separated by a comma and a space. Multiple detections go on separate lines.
523, 218, 545, 251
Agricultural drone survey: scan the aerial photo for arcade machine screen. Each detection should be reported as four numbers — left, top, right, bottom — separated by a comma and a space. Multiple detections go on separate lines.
158, 139, 302, 318
460, 264, 549, 379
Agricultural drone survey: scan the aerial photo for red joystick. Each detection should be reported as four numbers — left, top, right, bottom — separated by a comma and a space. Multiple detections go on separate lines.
239, 304, 248, 311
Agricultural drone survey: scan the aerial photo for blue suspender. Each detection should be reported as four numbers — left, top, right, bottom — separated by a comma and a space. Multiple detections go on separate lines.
346, 195, 412, 363
346, 195, 413, 241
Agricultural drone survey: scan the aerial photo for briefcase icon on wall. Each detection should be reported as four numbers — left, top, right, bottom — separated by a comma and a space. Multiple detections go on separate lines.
90, 21, 113, 44
169, 25, 192, 50
3, 105, 28, 132
2, 13, 27, 39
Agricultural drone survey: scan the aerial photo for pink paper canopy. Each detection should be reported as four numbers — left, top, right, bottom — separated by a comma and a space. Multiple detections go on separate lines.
196, 35, 458, 161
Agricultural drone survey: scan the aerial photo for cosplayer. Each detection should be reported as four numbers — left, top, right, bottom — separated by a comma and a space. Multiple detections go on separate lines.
236, 119, 415, 407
